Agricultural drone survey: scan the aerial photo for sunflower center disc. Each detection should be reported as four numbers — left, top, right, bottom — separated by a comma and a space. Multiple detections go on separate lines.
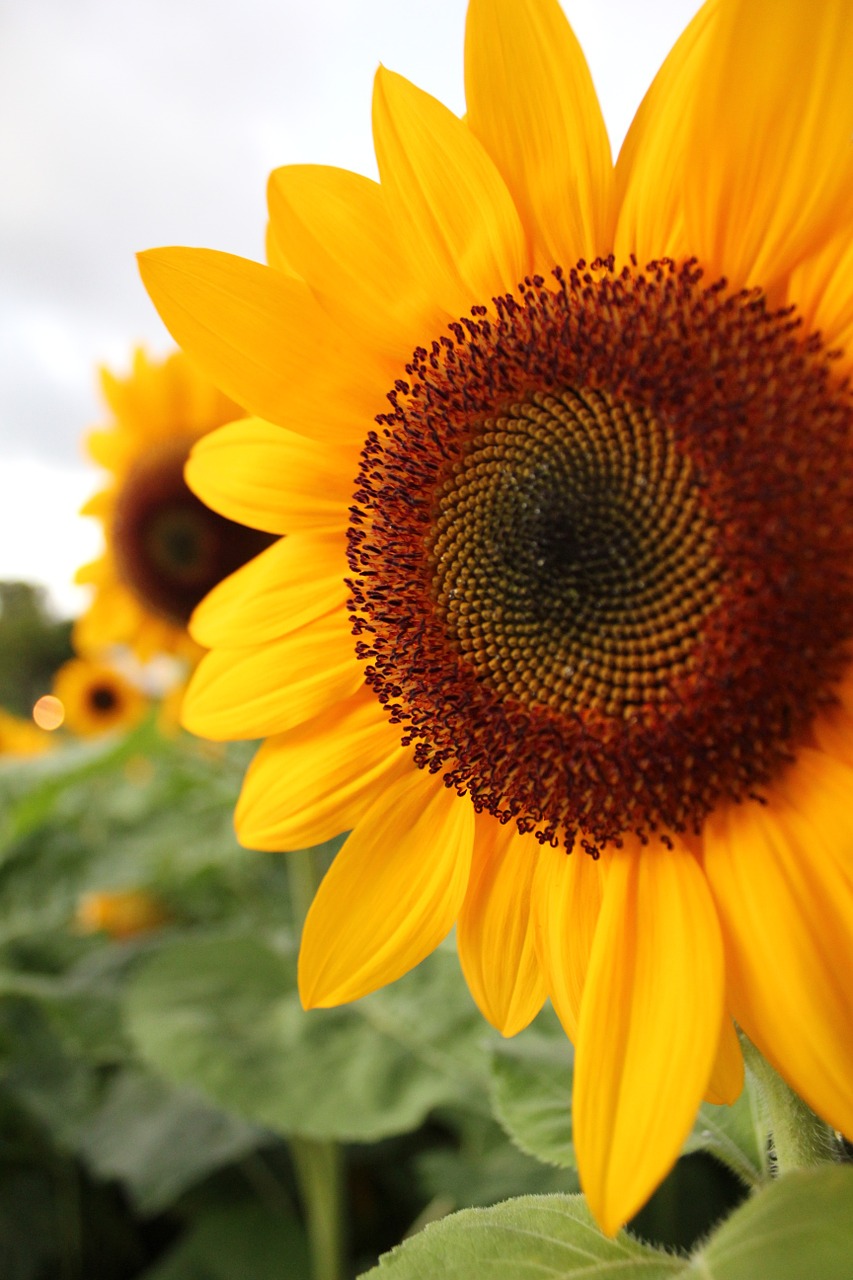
349, 260, 853, 851
89, 684, 118, 713
112, 436, 274, 627
429, 388, 721, 717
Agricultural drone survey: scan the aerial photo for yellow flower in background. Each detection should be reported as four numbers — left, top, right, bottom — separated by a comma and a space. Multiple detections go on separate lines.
140, 0, 853, 1234
53, 658, 148, 738
75, 348, 273, 665
76, 888, 169, 940
0, 708, 53, 757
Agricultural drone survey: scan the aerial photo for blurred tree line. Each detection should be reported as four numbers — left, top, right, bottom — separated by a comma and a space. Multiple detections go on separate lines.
0, 582, 73, 716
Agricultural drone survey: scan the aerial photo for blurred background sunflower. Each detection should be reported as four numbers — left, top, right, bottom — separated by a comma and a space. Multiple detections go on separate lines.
51, 656, 148, 737
73, 348, 272, 669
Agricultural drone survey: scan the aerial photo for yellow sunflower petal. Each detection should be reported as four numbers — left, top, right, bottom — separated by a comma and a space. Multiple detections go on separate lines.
614, 2, 716, 266
704, 1015, 744, 1107
85, 427, 134, 473
372, 66, 527, 316
682, 0, 853, 290
189, 530, 347, 648
704, 750, 853, 1139
457, 820, 547, 1037
79, 489, 113, 519
185, 417, 356, 535
265, 217, 290, 275
74, 556, 109, 588
235, 689, 407, 851
181, 611, 361, 741
788, 229, 853, 375
268, 165, 448, 363
531, 840, 605, 1042
137, 248, 386, 443
73, 582, 143, 652
574, 842, 724, 1236
299, 768, 474, 1007
465, 0, 613, 271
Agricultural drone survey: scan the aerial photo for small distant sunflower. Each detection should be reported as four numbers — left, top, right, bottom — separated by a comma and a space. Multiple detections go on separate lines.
140, 0, 853, 1233
0, 708, 52, 757
76, 889, 169, 940
53, 658, 147, 738
75, 348, 273, 664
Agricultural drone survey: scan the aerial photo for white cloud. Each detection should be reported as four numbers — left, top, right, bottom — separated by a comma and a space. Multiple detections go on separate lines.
0, 458, 101, 618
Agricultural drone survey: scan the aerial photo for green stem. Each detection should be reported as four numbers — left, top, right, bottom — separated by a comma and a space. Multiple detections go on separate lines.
286, 845, 346, 1280
741, 1035, 844, 1173
290, 1137, 346, 1280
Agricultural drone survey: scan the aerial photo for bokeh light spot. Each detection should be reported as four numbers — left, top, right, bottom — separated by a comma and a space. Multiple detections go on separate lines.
33, 694, 65, 730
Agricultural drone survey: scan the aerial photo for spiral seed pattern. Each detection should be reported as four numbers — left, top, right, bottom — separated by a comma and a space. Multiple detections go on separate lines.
348, 259, 853, 851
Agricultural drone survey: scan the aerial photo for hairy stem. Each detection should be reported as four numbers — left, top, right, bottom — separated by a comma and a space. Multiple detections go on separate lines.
741, 1035, 845, 1173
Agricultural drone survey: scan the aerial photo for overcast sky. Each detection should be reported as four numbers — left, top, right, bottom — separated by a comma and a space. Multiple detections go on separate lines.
0, 0, 703, 616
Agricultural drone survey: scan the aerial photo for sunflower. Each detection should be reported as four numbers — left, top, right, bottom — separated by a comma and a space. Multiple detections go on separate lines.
75, 347, 273, 664
53, 658, 148, 738
139, 0, 853, 1234
0, 708, 53, 757
75, 888, 169, 940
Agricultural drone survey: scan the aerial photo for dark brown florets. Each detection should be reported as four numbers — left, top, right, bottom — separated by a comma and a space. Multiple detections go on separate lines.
348, 258, 853, 851
88, 683, 118, 713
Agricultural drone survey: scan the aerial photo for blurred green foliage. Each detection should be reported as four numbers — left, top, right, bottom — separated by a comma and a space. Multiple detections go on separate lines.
0, 582, 74, 717
0, 720, 573, 1278
1, 713, 810, 1279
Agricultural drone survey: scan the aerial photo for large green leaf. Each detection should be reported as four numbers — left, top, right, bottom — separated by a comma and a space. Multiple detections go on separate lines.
685, 1166, 853, 1279
363, 1168, 853, 1279
361, 1194, 682, 1279
126, 935, 490, 1142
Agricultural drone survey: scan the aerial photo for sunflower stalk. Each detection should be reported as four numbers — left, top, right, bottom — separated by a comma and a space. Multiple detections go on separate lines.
289, 1137, 345, 1280
287, 846, 346, 1280
741, 1035, 845, 1174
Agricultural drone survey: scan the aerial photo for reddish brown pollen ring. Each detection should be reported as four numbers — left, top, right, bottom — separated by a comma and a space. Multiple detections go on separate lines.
111, 435, 275, 627
347, 259, 853, 852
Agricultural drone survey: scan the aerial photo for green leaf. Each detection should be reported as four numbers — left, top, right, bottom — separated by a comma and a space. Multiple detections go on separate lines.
126, 935, 489, 1142
139, 1204, 310, 1280
362, 1170, 853, 1279
361, 1194, 682, 1279
417, 1145, 575, 1212
77, 1069, 265, 1213
489, 1007, 575, 1169
685, 1166, 853, 1280
682, 1093, 767, 1188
